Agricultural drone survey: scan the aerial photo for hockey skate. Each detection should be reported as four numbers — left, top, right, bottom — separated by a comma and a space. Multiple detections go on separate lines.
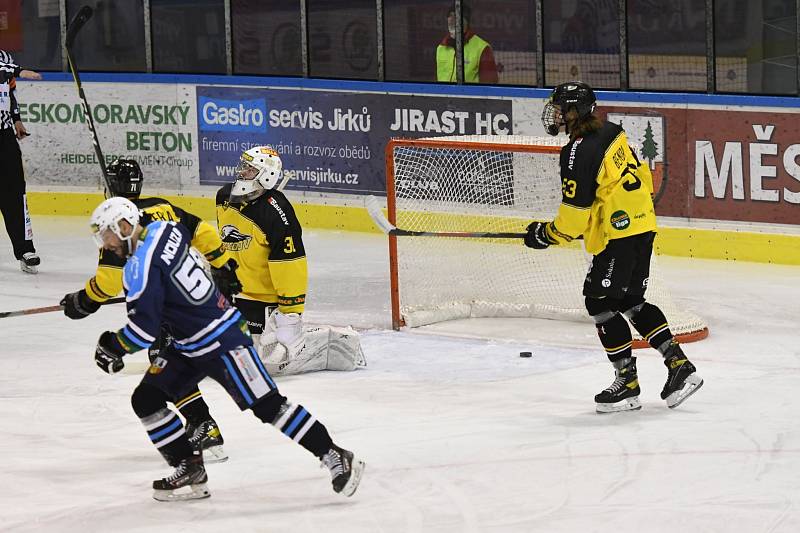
19, 252, 40, 274
152, 455, 210, 502
595, 359, 642, 413
661, 348, 703, 408
321, 444, 365, 497
187, 420, 228, 464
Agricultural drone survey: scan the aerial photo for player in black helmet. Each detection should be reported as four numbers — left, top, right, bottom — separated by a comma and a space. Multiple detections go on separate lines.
527, 81, 703, 412
61, 158, 240, 460
105, 158, 144, 198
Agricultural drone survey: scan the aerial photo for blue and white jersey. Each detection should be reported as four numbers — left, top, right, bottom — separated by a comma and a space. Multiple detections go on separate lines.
117, 221, 251, 357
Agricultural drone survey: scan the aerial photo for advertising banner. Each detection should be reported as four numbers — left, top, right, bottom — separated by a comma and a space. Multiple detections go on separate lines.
13, 77, 798, 228
16, 82, 198, 190
599, 106, 800, 224
196, 85, 513, 194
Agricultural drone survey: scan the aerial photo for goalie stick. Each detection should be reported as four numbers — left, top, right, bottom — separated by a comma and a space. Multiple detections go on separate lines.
0, 297, 125, 319
65, 5, 114, 195
365, 195, 527, 239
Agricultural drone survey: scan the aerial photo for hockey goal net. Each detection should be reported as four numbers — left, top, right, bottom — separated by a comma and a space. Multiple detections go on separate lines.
385, 135, 708, 347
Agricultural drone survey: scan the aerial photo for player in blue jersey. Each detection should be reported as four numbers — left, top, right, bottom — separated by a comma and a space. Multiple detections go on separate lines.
89, 197, 365, 501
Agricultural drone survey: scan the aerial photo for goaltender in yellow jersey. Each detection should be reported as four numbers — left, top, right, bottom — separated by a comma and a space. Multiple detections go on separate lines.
215, 184, 307, 315
216, 146, 365, 375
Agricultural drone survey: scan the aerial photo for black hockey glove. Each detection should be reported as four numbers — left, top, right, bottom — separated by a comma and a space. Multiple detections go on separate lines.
61, 289, 102, 320
211, 258, 242, 300
148, 324, 174, 364
95, 331, 126, 374
524, 221, 554, 250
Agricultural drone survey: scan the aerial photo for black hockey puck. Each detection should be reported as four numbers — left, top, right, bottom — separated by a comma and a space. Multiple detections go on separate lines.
519, 351, 532, 358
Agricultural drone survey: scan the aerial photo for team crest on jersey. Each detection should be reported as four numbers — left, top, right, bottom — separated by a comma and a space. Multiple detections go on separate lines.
606, 112, 667, 205
128, 255, 140, 279
221, 225, 252, 251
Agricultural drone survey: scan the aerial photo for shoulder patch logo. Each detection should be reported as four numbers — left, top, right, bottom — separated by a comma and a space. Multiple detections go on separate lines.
221, 225, 252, 251
610, 210, 630, 230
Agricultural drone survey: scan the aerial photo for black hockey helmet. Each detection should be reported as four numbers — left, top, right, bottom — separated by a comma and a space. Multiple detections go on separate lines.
541, 81, 597, 136
106, 159, 143, 199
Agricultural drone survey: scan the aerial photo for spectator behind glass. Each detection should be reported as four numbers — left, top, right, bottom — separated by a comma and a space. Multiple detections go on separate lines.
435, 5, 498, 83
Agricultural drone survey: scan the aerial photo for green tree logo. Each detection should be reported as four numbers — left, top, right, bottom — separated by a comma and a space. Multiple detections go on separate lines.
641, 121, 659, 169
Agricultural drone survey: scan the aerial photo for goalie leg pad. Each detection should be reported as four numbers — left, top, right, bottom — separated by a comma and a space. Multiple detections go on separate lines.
259, 325, 366, 376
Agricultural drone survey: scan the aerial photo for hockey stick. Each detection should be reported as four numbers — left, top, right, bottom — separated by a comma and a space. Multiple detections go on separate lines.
0, 296, 125, 319
65, 5, 113, 195
364, 195, 527, 239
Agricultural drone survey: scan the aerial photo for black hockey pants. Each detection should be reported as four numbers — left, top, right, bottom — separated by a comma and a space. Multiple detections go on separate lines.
0, 128, 35, 259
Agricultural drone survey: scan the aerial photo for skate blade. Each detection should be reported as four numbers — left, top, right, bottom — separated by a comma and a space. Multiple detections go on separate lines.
666, 374, 703, 409
19, 263, 38, 274
203, 445, 229, 464
596, 396, 642, 413
340, 459, 365, 497
153, 483, 210, 502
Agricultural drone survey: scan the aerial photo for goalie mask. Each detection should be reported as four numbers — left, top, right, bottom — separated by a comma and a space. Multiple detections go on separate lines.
106, 159, 143, 199
541, 81, 596, 136
90, 197, 140, 258
229, 146, 283, 203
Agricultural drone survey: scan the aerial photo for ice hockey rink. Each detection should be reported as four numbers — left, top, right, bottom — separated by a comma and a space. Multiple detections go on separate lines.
1, 215, 798, 533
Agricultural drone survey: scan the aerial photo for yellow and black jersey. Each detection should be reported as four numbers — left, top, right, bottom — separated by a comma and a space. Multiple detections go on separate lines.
544, 121, 657, 255
215, 185, 307, 314
85, 197, 230, 303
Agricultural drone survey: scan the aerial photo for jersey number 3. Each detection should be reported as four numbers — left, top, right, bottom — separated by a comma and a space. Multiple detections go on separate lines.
174, 250, 213, 301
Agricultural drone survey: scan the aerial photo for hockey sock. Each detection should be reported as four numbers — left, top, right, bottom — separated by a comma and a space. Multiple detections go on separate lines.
174, 387, 212, 428
623, 302, 674, 353
274, 402, 334, 458
252, 395, 333, 458
594, 312, 633, 363
140, 407, 194, 466
132, 383, 193, 466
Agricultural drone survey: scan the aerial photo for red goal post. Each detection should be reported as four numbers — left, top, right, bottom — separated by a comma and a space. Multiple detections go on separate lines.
384, 135, 709, 348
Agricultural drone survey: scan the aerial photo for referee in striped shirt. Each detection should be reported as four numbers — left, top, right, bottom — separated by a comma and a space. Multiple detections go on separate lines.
1, 50, 42, 273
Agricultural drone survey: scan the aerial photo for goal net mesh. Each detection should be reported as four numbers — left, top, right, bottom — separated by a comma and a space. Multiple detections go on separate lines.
388, 135, 707, 343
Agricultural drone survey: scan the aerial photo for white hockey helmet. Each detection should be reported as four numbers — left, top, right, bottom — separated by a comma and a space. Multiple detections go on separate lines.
90, 197, 140, 255
230, 145, 283, 202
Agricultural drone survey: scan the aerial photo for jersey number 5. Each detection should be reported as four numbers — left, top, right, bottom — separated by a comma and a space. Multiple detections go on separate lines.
173, 250, 213, 301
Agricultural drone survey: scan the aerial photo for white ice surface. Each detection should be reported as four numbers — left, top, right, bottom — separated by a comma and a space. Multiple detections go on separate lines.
1, 216, 799, 533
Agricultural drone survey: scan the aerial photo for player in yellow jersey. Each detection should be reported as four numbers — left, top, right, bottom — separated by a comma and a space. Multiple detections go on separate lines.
526, 81, 702, 412
60, 159, 240, 461
216, 146, 365, 376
